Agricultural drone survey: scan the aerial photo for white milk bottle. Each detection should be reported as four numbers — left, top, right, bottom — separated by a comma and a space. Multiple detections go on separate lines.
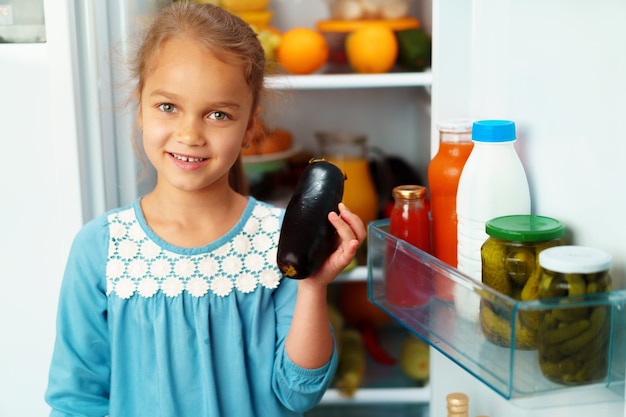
455, 120, 531, 321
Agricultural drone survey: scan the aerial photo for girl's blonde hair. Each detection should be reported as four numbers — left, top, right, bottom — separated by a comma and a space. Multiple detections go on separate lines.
132, 1, 267, 194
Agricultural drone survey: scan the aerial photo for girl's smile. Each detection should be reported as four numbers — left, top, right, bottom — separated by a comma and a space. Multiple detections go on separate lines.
168, 151, 210, 171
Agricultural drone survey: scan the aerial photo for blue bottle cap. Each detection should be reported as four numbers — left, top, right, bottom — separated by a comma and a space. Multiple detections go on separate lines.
472, 120, 516, 142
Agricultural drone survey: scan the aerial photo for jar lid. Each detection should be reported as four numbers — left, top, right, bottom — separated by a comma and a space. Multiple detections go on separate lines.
446, 392, 469, 406
446, 392, 468, 407
392, 185, 426, 200
472, 120, 516, 142
486, 215, 565, 242
539, 245, 612, 273
437, 119, 473, 133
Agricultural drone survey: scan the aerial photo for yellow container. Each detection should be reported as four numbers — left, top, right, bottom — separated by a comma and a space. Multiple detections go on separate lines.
221, 0, 270, 12
233, 10, 273, 30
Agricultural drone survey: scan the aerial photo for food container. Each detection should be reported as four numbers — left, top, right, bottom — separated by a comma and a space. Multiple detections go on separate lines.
480, 215, 565, 349
368, 220, 626, 403
220, 0, 270, 12
386, 185, 431, 307
315, 132, 378, 224
231, 10, 273, 30
325, 0, 413, 20
537, 245, 612, 385
316, 17, 419, 64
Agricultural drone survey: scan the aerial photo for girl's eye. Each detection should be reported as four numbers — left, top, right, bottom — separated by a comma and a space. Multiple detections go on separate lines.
209, 111, 229, 121
158, 103, 176, 113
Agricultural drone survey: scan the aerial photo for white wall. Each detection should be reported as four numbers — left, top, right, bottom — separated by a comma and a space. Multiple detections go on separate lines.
0, 0, 83, 415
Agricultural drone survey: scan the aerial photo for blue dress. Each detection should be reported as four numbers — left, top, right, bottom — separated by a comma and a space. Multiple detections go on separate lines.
45, 197, 338, 417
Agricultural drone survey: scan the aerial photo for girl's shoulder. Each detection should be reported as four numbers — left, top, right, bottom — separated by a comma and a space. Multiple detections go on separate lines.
72, 202, 137, 245
245, 197, 285, 223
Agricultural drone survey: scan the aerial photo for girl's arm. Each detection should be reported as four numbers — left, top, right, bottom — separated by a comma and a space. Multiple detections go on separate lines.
45, 217, 111, 417
284, 203, 366, 368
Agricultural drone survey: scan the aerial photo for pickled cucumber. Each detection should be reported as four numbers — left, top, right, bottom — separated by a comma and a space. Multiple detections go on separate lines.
481, 239, 511, 296
564, 274, 587, 296
539, 273, 569, 299
521, 268, 541, 301
574, 324, 609, 361
508, 247, 536, 287
559, 307, 606, 356
480, 302, 537, 349
541, 319, 590, 345
519, 310, 541, 331
538, 268, 611, 385
551, 305, 589, 322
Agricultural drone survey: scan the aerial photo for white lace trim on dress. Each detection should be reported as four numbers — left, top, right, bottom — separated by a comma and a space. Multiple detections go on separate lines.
105, 203, 283, 299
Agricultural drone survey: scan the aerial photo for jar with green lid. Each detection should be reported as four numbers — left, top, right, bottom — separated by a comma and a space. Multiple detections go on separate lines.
537, 245, 612, 385
480, 215, 565, 349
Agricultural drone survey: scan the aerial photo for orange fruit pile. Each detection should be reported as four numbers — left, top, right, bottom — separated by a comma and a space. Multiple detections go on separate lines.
276, 28, 329, 75
346, 24, 398, 74
242, 119, 293, 156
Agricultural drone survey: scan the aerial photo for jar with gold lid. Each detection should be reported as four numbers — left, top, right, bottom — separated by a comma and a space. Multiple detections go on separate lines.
386, 185, 431, 307
537, 245, 612, 385
446, 392, 469, 417
480, 214, 565, 349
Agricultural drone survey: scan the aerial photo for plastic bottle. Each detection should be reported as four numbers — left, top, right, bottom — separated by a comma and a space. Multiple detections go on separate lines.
428, 119, 473, 302
455, 120, 531, 321
386, 185, 431, 307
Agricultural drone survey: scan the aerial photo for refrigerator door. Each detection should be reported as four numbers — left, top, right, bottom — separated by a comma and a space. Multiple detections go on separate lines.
0, 1, 82, 415
431, 0, 626, 415
0, 1, 165, 414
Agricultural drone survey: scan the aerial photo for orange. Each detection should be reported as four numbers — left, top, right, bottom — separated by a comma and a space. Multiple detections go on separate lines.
276, 28, 329, 75
345, 24, 398, 74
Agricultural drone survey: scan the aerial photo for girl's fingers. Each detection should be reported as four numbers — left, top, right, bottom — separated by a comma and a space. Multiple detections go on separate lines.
336, 203, 367, 243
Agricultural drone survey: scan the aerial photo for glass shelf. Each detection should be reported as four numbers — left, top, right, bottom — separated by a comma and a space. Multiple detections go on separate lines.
367, 219, 626, 406
264, 70, 432, 90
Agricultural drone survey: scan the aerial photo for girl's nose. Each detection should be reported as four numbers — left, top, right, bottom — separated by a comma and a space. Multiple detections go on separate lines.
175, 119, 206, 146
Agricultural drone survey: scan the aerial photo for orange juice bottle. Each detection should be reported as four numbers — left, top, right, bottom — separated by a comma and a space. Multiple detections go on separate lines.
428, 120, 473, 301
316, 132, 378, 225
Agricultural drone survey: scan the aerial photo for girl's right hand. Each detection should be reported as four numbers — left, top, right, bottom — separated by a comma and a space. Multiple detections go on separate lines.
303, 203, 366, 288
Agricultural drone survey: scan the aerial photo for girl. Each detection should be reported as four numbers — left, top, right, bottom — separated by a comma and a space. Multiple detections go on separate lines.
45, 3, 366, 416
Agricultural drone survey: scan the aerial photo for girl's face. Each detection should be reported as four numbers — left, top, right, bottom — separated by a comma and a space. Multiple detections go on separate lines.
138, 37, 256, 194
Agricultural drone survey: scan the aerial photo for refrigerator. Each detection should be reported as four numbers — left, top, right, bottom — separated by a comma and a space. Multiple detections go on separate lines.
1, 0, 625, 416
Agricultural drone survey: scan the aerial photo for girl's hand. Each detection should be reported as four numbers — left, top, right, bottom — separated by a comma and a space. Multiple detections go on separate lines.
286, 203, 366, 368
302, 203, 367, 288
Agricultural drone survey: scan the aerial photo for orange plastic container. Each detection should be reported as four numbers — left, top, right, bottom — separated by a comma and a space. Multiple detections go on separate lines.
428, 119, 473, 301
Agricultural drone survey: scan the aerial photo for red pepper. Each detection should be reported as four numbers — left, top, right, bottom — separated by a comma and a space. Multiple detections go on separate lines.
359, 323, 397, 366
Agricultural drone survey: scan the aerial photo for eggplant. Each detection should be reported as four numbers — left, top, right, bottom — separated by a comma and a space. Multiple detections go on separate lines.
277, 159, 345, 279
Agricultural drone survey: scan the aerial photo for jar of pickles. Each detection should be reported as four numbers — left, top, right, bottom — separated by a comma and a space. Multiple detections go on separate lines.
537, 245, 612, 385
480, 215, 565, 349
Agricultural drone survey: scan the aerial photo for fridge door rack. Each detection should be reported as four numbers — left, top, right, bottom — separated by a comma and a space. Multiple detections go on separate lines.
367, 219, 626, 407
